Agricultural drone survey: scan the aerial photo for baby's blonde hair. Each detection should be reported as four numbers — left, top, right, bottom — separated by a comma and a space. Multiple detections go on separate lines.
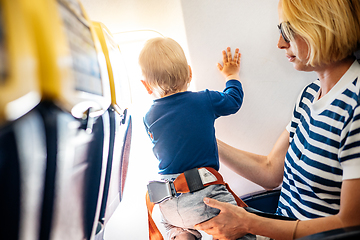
280, 0, 360, 66
139, 37, 190, 97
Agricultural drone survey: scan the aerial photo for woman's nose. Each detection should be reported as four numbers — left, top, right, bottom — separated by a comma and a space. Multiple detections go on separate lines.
277, 35, 290, 49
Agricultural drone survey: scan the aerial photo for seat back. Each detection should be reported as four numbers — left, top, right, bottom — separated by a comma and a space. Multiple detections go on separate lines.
91, 22, 133, 239
242, 189, 281, 214
297, 225, 360, 240
355, 49, 360, 63
22, 0, 112, 239
0, 1, 46, 240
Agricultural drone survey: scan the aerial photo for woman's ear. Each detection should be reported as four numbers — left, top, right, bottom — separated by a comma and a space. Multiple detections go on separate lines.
141, 80, 153, 95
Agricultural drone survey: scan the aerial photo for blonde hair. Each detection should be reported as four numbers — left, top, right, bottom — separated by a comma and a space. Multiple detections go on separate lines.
139, 37, 190, 97
280, 0, 360, 66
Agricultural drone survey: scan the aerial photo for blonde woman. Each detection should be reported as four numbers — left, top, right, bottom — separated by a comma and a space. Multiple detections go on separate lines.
195, 0, 360, 239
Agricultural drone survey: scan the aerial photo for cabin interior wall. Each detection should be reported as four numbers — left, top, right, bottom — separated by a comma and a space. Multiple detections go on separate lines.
80, 0, 316, 239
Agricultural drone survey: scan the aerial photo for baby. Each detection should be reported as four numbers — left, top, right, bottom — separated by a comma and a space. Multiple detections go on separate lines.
140, 37, 244, 240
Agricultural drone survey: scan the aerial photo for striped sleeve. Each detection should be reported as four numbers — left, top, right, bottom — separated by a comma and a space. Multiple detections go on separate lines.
340, 104, 360, 180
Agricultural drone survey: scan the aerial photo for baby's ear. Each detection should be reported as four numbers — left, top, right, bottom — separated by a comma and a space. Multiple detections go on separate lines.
141, 80, 153, 94
188, 65, 192, 82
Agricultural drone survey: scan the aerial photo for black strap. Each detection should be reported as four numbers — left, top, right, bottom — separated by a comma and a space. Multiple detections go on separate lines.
184, 168, 204, 192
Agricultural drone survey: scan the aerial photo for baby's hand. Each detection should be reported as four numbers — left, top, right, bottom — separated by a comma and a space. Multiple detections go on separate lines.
217, 47, 241, 80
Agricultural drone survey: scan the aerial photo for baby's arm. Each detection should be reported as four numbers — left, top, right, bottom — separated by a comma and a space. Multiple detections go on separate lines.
217, 47, 241, 81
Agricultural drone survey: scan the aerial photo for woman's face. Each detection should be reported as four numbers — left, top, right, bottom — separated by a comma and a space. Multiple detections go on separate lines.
277, 1, 314, 72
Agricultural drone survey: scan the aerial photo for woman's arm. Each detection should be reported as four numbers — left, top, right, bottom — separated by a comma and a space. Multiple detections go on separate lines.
195, 178, 360, 240
218, 129, 289, 189
194, 197, 298, 240
294, 178, 360, 238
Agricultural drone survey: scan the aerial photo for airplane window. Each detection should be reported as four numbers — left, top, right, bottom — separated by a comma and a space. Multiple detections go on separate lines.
58, 0, 84, 19
104, 30, 132, 108
57, 1, 103, 95
113, 30, 163, 108
104, 30, 167, 239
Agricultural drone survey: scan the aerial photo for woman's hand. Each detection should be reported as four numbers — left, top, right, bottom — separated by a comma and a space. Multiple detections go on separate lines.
218, 47, 241, 80
194, 197, 250, 240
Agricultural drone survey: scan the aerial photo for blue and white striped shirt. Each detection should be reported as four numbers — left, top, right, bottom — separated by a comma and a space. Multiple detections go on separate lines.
276, 60, 360, 220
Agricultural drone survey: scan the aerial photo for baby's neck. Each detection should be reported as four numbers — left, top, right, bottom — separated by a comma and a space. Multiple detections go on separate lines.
162, 89, 187, 98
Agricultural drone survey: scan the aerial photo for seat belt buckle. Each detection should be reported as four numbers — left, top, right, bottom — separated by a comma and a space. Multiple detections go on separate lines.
147, 180, 176, 203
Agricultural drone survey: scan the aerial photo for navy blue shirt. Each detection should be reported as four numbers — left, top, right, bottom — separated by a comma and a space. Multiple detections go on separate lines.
144, 80, 243, 174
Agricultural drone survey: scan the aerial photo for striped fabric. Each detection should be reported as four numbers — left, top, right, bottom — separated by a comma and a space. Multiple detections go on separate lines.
276, 61, 360, 220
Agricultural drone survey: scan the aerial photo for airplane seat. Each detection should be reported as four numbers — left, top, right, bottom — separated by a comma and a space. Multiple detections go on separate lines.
36, 101, 110, 240
243, 190, 360, 239
94, 108, 132, 240
297, 225, 360, 240
20, 0, 113, 239
119, 114, 132, 202
0, 108, 48, 240
0, 0, 46, 239
84, 110, 110, 239
242, 189, 281, 214
93, 107, 117, 240
91, 21, 133, 239
354, 48, 360, 63
0, 124, 21, 240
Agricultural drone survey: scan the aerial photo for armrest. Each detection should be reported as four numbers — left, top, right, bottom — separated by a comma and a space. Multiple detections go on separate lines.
297, 225, 360, 240
242, 189, 281, 214
244, 207, 297, 221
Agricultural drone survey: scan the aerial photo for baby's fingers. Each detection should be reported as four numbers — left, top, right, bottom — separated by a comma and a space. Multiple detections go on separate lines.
227, 47, 232, 62
234, 48, 241, 64
217, 63, 223, 71
222, 50, 227, 64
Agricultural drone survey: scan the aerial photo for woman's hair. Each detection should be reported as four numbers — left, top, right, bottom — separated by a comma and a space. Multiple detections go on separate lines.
280, 0, 360, 66
139, 37, 190, 97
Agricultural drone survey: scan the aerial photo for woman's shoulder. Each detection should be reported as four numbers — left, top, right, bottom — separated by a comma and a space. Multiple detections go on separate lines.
303, 80, 320, 93
295, 79, 320, 103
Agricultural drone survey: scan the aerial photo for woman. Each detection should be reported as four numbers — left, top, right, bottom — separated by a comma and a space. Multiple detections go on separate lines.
195, 0, 360, 239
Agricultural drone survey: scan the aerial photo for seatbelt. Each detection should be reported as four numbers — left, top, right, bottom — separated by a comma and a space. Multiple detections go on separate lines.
146, 192, 164, 240
146, 167, 248, 240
